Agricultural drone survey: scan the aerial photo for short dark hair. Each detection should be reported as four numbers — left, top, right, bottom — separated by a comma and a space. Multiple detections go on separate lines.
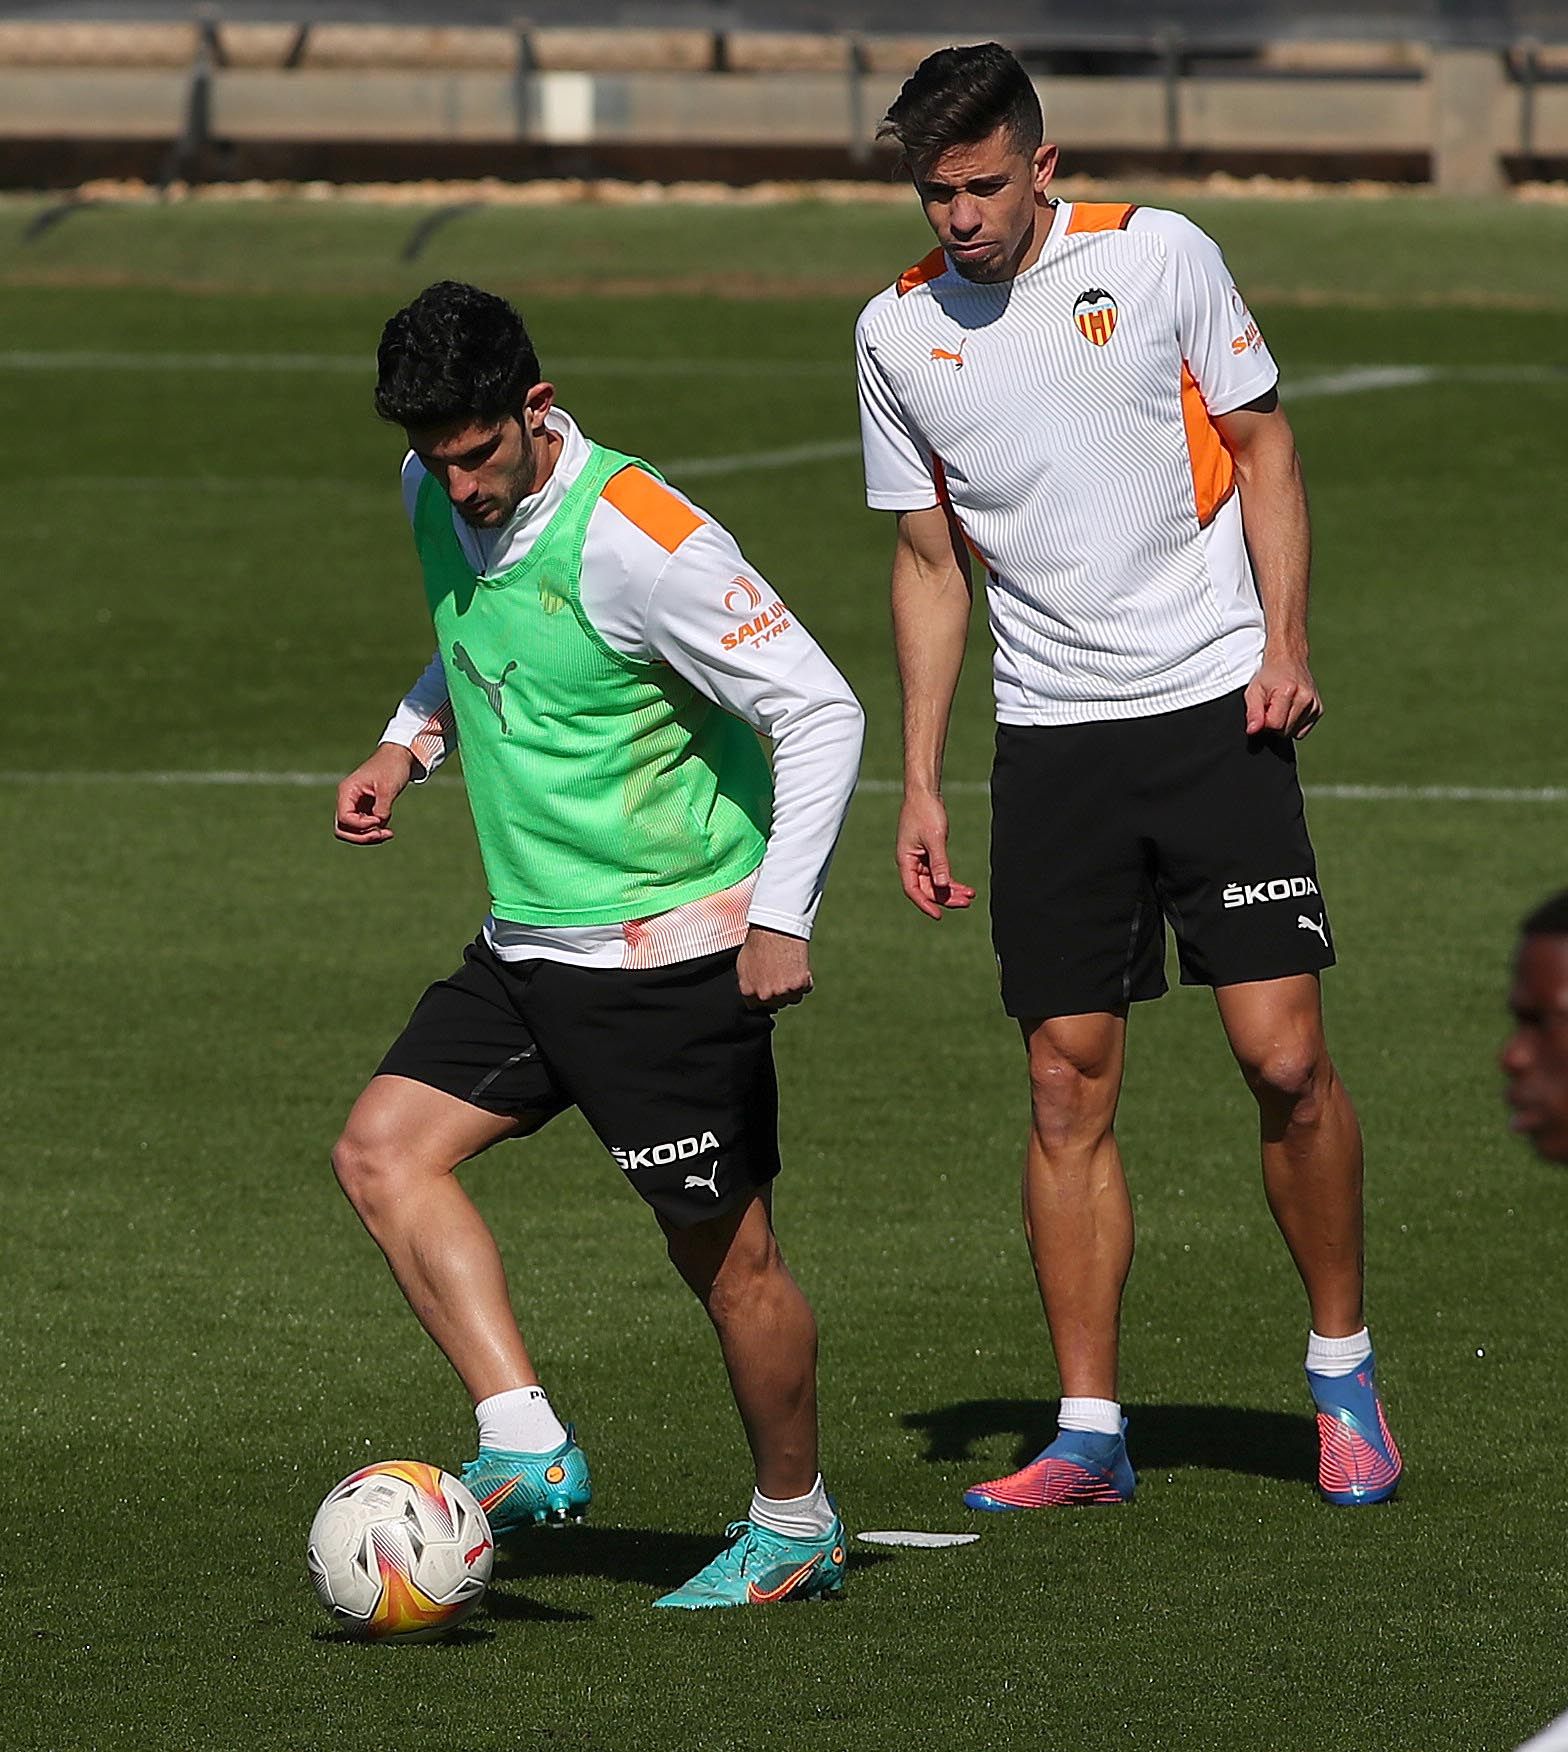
374, 281, 540, 430
1523, 890, 1568, 938
878, 42, 1043, 173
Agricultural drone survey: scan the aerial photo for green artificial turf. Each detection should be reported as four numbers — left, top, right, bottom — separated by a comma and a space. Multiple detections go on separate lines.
1, 194, 1566, 1751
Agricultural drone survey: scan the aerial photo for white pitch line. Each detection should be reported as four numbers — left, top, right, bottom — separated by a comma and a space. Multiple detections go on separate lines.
1306, 782, 1568, 803
7, 358, 1562, 488
55, 439, 865, 495
667, 437, 860, 477
0, 348, 839, 379
1, 349, 366, 373
852, 778, 1567, 802
2, 772, 1563, 803
1290, 365, 1439, 398
4, 352, 1563, 395
1289, 362, 1568, 399
0, 769, 340, 787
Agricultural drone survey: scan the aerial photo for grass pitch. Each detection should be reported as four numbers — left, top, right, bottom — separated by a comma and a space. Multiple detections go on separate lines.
2, 191, 1566, 1752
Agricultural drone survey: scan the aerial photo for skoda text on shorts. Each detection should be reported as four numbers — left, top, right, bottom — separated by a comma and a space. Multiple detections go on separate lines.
330, 282, 862, 1603
858, 45, 1400, 1509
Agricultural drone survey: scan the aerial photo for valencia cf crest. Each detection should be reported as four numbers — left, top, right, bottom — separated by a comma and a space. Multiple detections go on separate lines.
1072, 288, 1118, 347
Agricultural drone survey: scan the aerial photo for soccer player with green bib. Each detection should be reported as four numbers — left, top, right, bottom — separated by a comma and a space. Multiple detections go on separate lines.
331, 282, 863, 1609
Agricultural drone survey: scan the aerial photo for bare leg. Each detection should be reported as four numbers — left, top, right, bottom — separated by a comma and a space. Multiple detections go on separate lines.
1215, 975, 1365, 1337
331, 1074, 549, 1404
662, 1191, 819, 1499
1020, 1012, 1131, 1400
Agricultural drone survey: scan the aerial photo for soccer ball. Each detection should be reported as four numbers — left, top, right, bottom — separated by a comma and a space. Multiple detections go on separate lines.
307, 1460, 494, 1642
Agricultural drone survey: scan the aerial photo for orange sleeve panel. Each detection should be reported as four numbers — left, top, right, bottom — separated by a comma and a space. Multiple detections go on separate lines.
931, 453, 992, 571
1065, 202, 1139, 235
897, 246, 948, 297
600, 466, 705, 553
1180, 365, 1237, 528
410, 698, 456, 772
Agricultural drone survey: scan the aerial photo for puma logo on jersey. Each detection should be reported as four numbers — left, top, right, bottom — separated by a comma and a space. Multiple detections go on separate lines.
450, 642, 517, 734
1298, 913, 1329, 947
611, 1130, 721, 1173
683, 1163, 721, 1197
930, 346, 965, 369
1072, 288, 1119, 347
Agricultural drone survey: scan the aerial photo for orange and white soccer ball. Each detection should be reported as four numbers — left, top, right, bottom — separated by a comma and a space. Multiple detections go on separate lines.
307, 1460, 494, 1642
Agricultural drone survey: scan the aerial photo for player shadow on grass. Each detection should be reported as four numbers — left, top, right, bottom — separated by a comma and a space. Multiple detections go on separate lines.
492, 1525, 890, 1593
311, 1623, 499, 1645
903, 1400, 1317, 1484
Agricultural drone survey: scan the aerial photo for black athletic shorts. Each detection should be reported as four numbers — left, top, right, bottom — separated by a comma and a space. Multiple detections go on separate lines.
990, 688, 1334, 1021
375, 941, 779, 1228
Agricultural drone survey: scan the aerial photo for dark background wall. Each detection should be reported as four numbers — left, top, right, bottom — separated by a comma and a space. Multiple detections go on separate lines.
1, 1, 1565, 47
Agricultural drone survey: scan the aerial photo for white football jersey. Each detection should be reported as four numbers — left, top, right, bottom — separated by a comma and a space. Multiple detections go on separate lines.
856, 201, 1281, 725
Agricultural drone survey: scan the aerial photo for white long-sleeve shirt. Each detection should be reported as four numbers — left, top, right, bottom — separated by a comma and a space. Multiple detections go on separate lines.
381, 408, 864, 969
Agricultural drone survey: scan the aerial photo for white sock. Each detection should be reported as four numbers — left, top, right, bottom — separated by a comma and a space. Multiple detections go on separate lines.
475, 1385, 569, 1454
1058, 1396, 1123, 1437
1305, 1327, 1371, 1378
749, 1474, 835, 1540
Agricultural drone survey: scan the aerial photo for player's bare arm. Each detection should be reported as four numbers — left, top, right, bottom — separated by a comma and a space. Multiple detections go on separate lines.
334, 741, 417, 844
1218, 390, 1321, 740
892, 504, 979, 919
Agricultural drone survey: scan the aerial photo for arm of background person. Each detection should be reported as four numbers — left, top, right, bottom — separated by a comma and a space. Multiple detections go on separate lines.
1215, 394, 1320, 739
891, 503, 978, 919
1152, 207, 1319, 740
854, 301, 978, 920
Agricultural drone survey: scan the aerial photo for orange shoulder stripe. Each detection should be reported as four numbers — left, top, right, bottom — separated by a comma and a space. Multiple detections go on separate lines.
1066, 202, 1139, 235
600, 466, 704, 554
897, 246, 948, 296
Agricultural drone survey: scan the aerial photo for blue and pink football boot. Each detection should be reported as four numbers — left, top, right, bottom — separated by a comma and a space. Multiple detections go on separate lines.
963, 1421, 1136, 1511
1306, 1351, 1402, 1506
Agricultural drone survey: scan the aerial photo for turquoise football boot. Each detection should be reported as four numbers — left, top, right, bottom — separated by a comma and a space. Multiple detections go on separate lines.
652, 1517, 847, 1610
459, 1428, 591, 1538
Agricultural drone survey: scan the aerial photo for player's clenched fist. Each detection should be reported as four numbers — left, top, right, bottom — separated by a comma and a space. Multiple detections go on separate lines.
334, 743, 417, 845
1244, 653, 1324, 741
737, 925, 813, 1011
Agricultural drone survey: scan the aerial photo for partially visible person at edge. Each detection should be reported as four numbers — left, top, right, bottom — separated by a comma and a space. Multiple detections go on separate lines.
1503, 890, 1568, 1168
1504, 891, 1568, 1750
330, 281, 864, 1608
855, 43, 1401, 1510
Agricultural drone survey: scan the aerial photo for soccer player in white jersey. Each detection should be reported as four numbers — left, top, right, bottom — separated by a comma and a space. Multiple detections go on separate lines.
857, 45, 1401, 1509
330, 282, 863, 1607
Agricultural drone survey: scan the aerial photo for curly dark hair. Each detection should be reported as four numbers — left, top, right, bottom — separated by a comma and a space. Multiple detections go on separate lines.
1523, 890, 1568, 938
374, 281, 541, 430
878, 43, 1043, 173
